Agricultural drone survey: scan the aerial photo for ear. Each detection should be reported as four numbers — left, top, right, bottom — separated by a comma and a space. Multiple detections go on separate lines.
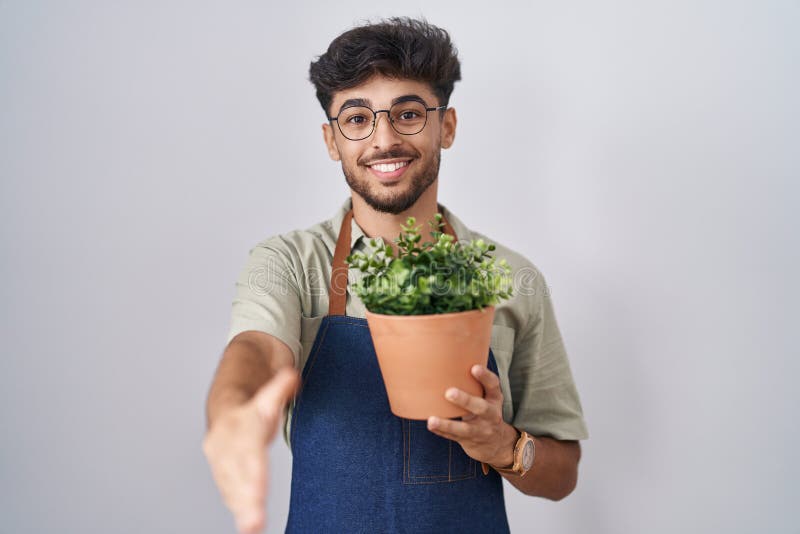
322, 123, 341, 161
440, 107, 457, 149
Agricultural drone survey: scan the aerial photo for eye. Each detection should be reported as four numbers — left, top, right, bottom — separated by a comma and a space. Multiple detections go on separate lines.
346, 114, 369, 125
397, 110, 422, 121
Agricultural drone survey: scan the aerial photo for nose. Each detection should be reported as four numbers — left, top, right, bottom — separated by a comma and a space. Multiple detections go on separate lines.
370, 110, 402, 149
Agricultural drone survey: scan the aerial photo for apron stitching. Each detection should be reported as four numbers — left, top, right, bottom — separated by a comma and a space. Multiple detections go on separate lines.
326, 317, 369, 328
448, 440, 452, 482
300, 320, 331, 382
291, 319, 332, 447
402, 419, 408, 482
407, 420, 413, 482
403, 422, 477, 483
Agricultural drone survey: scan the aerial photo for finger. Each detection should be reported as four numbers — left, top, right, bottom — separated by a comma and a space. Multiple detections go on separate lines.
254, 367, 300, 422
235, 508, 265, 534
223, 485, 263, 522
444, 387, 490, 416
471, 365, 503, 401
218, 476, 265, 534
227, 456, 268, 533
427, 416, 471, 440
215, 454, 266, 515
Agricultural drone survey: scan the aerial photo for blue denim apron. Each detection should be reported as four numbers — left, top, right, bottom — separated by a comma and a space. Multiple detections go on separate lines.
285, 209, 510, 533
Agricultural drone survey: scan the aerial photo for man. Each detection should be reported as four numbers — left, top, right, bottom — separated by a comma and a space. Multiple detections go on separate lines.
203, 17, 588, 534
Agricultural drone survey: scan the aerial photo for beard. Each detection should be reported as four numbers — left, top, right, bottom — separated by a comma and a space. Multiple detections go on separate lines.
342, 148, 441, 215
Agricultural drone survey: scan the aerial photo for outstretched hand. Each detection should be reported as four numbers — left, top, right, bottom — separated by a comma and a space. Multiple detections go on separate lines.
202, 367, 299, 534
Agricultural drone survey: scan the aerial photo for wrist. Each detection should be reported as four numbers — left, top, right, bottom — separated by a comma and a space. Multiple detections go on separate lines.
206, 389, 250, 430
491, 423, 520, 468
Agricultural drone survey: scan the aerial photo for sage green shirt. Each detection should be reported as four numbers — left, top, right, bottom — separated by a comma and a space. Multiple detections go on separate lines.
227, 197, 589, 445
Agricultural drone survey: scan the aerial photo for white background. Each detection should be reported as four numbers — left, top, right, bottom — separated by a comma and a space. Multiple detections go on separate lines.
1, 1, 797, 533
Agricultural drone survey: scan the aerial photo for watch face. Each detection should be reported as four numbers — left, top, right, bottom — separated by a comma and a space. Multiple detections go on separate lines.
521, 441, 534, 470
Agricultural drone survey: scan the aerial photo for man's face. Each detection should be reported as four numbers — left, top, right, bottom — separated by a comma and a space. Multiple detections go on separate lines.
322, 75, 457, 214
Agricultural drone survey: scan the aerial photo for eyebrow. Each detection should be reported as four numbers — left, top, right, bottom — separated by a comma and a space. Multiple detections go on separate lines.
338, 98, 371, 114
391, 94, 428, 107
336, 94, 429, 115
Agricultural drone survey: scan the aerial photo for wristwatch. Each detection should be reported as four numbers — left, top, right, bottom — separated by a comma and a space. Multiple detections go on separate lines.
482, 428, 535, 477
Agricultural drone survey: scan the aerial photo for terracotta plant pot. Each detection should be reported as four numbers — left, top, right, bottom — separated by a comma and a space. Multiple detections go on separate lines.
365, 306, 496, 420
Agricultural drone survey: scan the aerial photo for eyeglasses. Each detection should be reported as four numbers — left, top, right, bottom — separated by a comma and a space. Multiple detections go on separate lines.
328, 101, 447, 141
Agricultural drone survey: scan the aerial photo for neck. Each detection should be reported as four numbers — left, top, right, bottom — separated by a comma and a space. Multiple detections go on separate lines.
351, 182, 442, 245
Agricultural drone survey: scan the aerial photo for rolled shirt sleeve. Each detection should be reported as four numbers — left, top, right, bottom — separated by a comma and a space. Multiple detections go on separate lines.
226, 238, 303, 365
509, 270, 589, 440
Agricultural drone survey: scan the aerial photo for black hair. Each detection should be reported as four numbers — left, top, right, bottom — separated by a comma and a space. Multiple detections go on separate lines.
309, 17, 461, 116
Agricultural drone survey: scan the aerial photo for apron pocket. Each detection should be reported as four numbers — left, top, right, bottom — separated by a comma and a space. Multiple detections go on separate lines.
402, 419, 476, 484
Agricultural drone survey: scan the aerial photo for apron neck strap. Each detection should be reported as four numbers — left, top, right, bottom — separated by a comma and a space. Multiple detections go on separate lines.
328, 207, 459, 316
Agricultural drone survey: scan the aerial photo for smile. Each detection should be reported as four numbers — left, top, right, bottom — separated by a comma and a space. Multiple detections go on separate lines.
369, 161, 409, 172
367, 159, 412, 182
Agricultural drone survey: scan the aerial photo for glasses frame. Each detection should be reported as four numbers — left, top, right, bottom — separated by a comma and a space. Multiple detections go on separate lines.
328, 103, 448, 141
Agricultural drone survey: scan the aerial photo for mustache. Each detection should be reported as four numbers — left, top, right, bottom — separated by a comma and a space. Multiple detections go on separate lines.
358, 149, 418, 166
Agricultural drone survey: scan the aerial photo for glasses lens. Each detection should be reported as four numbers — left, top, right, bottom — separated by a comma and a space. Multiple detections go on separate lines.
389, 101, 428, 135
337, 106, 374, 140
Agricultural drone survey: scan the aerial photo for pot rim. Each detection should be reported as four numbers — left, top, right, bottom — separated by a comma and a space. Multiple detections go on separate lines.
364, 305, 495, 321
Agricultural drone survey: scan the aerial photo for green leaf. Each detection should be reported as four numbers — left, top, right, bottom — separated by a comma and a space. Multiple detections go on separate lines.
346, 213, 513, 315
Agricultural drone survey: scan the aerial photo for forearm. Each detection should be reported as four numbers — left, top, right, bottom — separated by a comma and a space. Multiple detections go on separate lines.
205, 337, 276, 430
497, 423, 581, 500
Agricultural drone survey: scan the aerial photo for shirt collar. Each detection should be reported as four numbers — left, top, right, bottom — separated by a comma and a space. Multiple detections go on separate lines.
327, 196, 473, 254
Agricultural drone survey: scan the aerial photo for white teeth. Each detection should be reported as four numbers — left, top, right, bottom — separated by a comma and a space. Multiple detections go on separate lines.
372, 161, 408, 173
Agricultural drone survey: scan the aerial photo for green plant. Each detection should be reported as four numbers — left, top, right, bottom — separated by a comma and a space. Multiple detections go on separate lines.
345, 214, 513, 315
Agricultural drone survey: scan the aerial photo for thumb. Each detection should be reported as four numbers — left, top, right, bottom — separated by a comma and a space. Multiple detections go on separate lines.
254, 367, 300, 422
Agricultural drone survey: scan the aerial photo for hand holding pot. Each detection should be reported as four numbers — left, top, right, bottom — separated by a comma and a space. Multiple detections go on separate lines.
426, 364, 517, 468
202, 368, 299, 534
